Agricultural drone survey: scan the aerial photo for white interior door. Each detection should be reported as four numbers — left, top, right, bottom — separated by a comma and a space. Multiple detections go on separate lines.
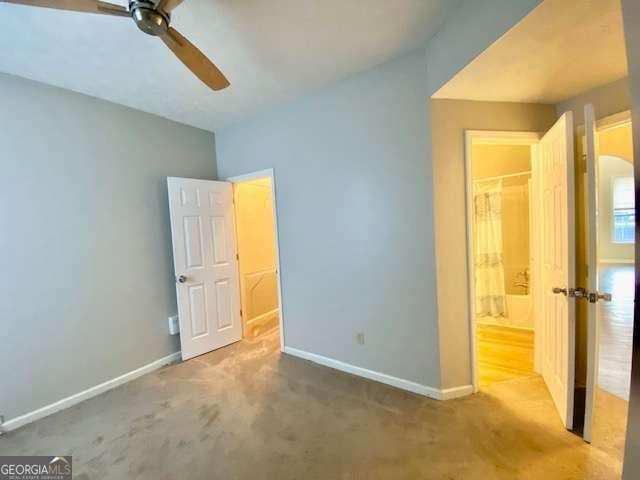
167, 177, 242, 360
540, 112, 576, 429
583, 103, 602, 442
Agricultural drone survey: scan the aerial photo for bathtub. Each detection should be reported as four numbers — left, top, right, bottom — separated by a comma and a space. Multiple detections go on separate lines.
477, 294, 533, 330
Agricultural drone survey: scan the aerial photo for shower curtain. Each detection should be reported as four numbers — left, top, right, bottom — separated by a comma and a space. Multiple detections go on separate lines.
474, 179, 506, 317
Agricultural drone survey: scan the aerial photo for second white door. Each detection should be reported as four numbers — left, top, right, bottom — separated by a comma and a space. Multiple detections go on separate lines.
167, 177, 242, 360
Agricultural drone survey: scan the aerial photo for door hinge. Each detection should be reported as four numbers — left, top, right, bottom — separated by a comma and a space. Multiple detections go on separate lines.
236, 253, 239, 261
582, 153, 587, 173
240, 309, 243, 317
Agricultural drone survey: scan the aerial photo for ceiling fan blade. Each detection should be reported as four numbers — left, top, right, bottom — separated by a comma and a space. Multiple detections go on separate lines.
155, 0, 183, 13
160, 27, 230, 91
0, 0, 130, 16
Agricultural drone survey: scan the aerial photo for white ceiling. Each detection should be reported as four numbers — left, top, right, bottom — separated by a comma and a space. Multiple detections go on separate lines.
433, 0, 628, 104
0, 0, 459, 131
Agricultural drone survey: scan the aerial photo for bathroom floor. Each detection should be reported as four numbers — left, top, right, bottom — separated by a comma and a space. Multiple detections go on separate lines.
477, 323, 534, 387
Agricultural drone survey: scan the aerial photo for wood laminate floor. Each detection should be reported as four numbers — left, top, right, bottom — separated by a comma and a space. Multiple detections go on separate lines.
477, 264, 633, 399
477, 323, 534, 387
597, 263, 634, 400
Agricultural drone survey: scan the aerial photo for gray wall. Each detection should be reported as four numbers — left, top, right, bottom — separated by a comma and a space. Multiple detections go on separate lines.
622, 0, 640, 476
556, 77, 631, 126
425, 0, 541, 94
216, 50, 441, 388
0, 74, 216, 421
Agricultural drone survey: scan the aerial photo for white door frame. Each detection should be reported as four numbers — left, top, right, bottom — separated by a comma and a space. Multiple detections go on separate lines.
225, 168, 285, 352
580, 108, 632, 440
464, 130, 542, 393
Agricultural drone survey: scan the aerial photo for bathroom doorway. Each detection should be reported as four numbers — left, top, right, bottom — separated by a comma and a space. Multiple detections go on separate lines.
465, 131, 542, 391
228, 169, 284, 348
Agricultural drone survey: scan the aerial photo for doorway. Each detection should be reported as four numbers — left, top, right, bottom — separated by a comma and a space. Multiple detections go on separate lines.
228, 170, 284, 348
586, 112, 634, 457
465, 131, 541, 391
465, 115, 579, 432
166, 169, 284, 361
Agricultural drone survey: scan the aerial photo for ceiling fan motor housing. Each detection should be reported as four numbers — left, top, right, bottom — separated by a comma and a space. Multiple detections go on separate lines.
130, 0, 169, 36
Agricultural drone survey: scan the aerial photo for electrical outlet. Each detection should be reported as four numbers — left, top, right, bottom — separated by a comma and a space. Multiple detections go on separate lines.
168, 315, 180, 335
356, 332, 365, 345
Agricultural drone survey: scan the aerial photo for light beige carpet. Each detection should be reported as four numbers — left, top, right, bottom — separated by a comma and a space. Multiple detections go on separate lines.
0, 330, 625, 479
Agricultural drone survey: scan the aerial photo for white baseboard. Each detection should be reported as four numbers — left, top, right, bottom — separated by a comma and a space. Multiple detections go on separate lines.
283, 346, 472, 401
2, 351, 181, 432
440, 384, 474, 400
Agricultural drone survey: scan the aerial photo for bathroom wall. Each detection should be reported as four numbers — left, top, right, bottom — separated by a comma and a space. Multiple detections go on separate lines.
472, 144, 531, 296
471, 144, 531, 178
501, 178, 531, 295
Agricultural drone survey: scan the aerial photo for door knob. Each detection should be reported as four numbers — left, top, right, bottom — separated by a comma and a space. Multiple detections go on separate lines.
176, 275, 188, 284
552, 287, 567, 296
587, 291, 612, 303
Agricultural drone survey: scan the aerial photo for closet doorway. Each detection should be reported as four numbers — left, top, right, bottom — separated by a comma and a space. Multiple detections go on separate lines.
228, 169, 284, 348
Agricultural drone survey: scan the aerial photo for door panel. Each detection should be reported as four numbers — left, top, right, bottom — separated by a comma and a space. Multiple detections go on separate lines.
168, 177, 242, 360
540, 112, 576, 429
583, 104, 600, 442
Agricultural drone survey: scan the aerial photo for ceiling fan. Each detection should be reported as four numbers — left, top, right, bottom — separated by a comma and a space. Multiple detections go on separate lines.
1, 0, 230, 90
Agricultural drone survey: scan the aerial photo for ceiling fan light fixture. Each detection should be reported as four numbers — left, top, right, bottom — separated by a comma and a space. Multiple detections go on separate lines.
1, 0, 230, 91
129, 0, 168, 36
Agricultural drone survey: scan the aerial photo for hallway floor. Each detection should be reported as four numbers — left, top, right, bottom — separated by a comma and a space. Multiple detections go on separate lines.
0, 329, 624, 479
598, 263, 634, 400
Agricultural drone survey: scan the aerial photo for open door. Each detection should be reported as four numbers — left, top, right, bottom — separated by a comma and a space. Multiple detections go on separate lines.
582, 104, 614, 441
540, 112, 576, 429
167, 177, 242, 360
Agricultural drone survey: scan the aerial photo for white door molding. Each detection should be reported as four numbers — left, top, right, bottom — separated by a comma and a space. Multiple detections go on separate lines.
463, 130, 542, 393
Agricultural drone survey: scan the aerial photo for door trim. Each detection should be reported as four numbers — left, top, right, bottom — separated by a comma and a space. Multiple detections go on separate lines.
226, 168, 285, 352
464, 130, 542, 393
